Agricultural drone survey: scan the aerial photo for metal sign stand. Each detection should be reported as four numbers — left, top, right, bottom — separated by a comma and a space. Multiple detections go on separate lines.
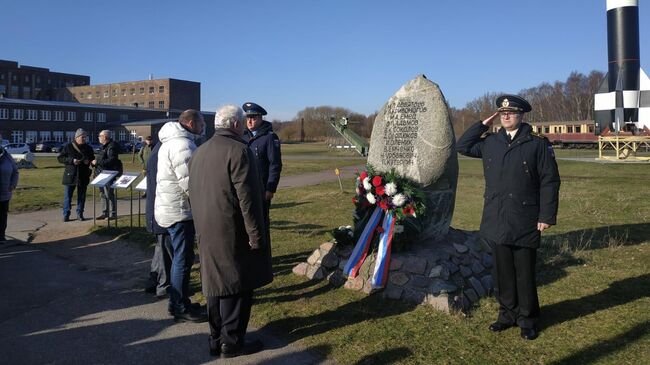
111, 172, 141, 232
90, 170, 119, 229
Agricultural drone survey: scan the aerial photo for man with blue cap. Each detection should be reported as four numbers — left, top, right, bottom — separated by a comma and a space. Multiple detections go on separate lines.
456, 94, 560, 340
241, 102, 282, 227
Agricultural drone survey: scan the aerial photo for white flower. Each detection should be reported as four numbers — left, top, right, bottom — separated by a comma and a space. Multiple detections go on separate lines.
394, 224, 404, 234
338, 226, 346, 230
366, 192, 376, 204
385, 182, 397, 196
355, 187, 361, 195
347, 230, 354, 237
391, 193, 406, 207
346, 225, 352, 229
363, 177, 372, 191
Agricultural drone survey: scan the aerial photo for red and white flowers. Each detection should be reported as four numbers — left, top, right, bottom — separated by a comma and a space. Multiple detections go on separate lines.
353, 167, 426, 220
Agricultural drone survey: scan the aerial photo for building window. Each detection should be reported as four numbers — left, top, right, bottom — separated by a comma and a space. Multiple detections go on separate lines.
27, 110, 37, 120
0, 73, 4, 80
0, 85, 5, 95
80, 92, 84, 99
121, 89, 126, 96
130, 88, 135, 95
25, 75, 29, 82
23, 87, 31, 98
97, 112, 106, 122
112, 89, 117, 97
36, 76, 41, 84
26, 131, 37, 143
148, 101, 155, 108
575, 126, 581, 133
53, 131, 64, 142
0, 108, 8, 119
10, 86, 19, 98
40, 110, 51, 121
119, 130, 126, 141
120, 114, 129, 122
567, 126, 573, 133
139, 87, 145, 95
159, 100, 165, 109
13, 109, 24, 120
95, 91, 100, 98
544, 126, 550, 134
66, 111, 76, 121
588, 125, 595, 133
159, 85, 165, 93
39, 131, 51, 141
11, 131, 24, 143
84, 112, 93, 122
149, 86, 155, 94
104, 90, 109, 98
66, 131, 76, 141
54, 111, 64, 121
87, 93, 92, 99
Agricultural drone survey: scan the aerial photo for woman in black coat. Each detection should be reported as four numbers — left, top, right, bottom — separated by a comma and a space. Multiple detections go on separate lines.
57, 129, 95, 221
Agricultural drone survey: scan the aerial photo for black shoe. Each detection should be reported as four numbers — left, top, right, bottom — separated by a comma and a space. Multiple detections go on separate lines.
63, 215, 70, 222
168, 302, 202, 316
489, 322, 513, 332
220, 339, 264, 358
173, 307, 207, 323
145, 285, 156, 294
77, 214, 86, 221
96, 214, 108, 220
521, 327, 539, 340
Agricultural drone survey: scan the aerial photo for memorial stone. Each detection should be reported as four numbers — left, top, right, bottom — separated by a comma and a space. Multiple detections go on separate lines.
367, 74, 458, 240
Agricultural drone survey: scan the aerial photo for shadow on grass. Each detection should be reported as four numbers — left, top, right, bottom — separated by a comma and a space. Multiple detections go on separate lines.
540, 273, 650, 330
548, 320, 650, 365
537, 222, 650, 286
267, 250, 311, 277
353, 347, 413, 365
270, 201, 311, 210
260, 292, 417, 346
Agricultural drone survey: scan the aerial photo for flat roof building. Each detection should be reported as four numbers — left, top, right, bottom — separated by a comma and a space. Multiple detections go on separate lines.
0, 59, 90, 100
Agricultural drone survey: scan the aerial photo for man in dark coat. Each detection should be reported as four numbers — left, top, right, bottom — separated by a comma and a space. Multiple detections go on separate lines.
456, 94, 560, 341
144, 141, 173, 300
58, 128, 95, 222
91, 130, 122, 220
241, 102, 282, 223
189, 104, 272, 358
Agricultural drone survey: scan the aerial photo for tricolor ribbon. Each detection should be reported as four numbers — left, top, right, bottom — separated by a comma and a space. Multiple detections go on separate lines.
343, 207, 383, 278
371, 211, 396, 289
343, 208, 397, 289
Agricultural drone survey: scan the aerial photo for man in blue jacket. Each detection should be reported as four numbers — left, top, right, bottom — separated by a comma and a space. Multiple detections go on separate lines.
241, 102, 282, 224
456, 94, 560, 341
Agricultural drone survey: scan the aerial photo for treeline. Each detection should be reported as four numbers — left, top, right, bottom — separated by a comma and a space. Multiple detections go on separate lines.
273, 70, 605, 142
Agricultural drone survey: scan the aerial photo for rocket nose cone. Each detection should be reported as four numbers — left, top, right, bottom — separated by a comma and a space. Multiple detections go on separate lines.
607, 0, 638, 11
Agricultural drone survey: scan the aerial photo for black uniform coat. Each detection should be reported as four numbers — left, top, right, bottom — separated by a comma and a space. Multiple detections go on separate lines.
145, 143, 166, 235
95, 140, 123, 176
242, 121, 282, 193
188, 129, 273, 297
456, 122, 560, 248
57, 142, 95, 186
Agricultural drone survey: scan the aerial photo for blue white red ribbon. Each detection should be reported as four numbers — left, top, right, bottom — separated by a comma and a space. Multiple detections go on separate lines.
344, 207, 383, 278
371, 211, 396, 289
343, 207, 396, 289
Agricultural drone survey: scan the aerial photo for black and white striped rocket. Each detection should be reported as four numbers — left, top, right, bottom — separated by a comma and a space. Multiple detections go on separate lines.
594, 0, 650, 134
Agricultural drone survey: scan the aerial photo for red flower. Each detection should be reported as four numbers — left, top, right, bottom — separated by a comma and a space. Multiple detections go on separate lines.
375, 185, 386, 196
352, 197, 358, 204
372, 176, 383, 187
376, 226, 385, 234
378, 200, 389, 210
402, 205, 415, 216
359, 171, 368, 181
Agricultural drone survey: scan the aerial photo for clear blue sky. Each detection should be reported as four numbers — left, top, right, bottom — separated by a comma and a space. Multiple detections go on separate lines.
3, 0, 649, 121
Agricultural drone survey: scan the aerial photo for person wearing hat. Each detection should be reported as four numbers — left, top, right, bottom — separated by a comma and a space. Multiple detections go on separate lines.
241, 102, 282, 229
57, 128, 95, 222
456, 94, 560, 340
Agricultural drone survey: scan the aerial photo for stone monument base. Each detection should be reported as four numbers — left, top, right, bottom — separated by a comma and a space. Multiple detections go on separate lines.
292, 228, 493, 313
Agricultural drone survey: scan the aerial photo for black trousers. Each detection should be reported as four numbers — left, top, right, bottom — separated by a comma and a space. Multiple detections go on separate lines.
491, 243, 539, 329
0, 200, 8, 240
149, 233, 173, 296
207, 291, 253, 347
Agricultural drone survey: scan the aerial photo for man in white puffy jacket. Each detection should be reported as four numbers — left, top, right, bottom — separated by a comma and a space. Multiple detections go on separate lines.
155, 109, 206, 323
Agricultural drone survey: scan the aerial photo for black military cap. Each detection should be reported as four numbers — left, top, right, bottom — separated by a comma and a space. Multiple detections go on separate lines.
496, 94, 532, 113
242, 102, 267, 116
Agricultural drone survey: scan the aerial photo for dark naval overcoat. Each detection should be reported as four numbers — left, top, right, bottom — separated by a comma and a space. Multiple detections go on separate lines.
188, 129, 273, 297
456, 122, 560, 248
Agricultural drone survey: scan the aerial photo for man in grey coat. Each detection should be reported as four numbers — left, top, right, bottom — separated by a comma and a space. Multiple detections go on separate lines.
189, 105, 272, 358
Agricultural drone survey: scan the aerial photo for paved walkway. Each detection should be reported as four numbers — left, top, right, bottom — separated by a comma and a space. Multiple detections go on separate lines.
0, 176, 341, 364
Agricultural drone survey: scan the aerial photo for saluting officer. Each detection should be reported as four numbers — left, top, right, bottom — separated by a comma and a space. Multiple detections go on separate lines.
456, 94, 560, 341
241, 102, 282, 221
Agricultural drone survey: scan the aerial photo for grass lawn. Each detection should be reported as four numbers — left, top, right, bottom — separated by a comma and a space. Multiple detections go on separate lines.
18, 145, 650, 364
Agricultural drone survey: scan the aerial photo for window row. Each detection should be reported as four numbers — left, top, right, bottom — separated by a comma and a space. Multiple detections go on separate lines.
73, 85, 165, 99
8, 130, 130, 144
0, 108, 106, 123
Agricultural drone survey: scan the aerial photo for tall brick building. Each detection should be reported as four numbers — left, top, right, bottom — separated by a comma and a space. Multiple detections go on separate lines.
0, 59, 89, 100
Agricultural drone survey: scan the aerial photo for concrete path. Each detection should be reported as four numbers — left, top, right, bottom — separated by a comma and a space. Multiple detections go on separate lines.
0, 180, 338, 364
